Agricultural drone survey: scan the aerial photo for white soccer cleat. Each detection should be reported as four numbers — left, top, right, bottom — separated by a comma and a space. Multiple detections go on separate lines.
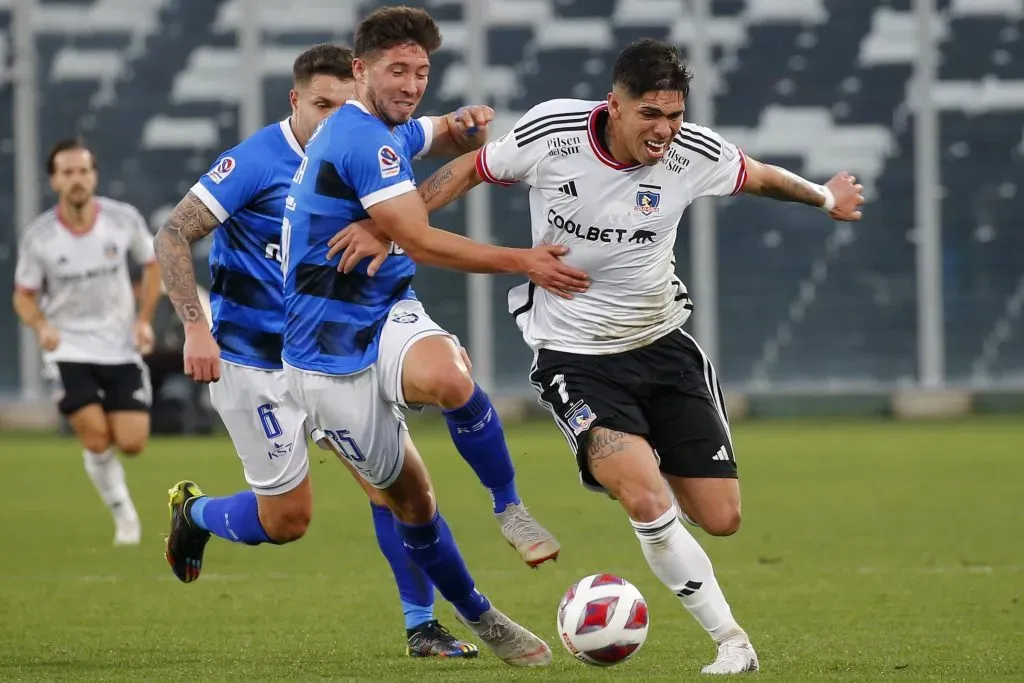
496, 502, 560, 568
701, 632, 759, 675
113, 502, 142, 546
113, 514, 141, 546
455, 606, 552, 667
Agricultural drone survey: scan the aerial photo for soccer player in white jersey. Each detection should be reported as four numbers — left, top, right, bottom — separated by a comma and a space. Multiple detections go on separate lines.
351, 39, 866, 674
13, 138, 162, 546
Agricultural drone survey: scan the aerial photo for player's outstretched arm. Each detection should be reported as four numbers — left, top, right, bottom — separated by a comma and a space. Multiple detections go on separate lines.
326, 151, 483, 268
153, 191, 223, 382
367, 191, 589, 297
741, 156, 865, 221
418, 150, 484, 213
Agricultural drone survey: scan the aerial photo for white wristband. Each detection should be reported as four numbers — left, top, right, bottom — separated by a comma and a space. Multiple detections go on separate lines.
819, 185, 836, 212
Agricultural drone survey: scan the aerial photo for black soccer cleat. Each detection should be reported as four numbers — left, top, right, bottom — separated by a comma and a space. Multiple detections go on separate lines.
406, 619, 479, 658
165, 480, 211, 583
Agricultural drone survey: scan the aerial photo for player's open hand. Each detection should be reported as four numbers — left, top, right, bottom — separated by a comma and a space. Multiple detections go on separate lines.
37, 322, 61, 352
327, 219, 390, 276
520, 245, 590, 299
825, 171, 864, 221
454, 105, 494, 137
183, 323, 221, 383
133, 319, 155, 355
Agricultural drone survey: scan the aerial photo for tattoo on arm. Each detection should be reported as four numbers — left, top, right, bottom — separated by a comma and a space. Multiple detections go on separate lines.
586, 428, 628, 466
752, 165, 825, 207
418, 157, 481, 212
153, 192, 220, 325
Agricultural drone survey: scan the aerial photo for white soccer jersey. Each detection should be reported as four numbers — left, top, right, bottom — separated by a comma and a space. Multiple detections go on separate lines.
14, 197, 155, 365
477, 98, 747, 355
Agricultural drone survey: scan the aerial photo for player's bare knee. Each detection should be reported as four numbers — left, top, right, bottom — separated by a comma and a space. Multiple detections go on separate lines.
80, 430, 112, 454
698, 505, 741, 536
261, 507, 312, 544
115, 435, 147, 457
618, 487, 674, 524
363, 484, 387, 508
425, 364, 474, 410
387, 486, 436, 525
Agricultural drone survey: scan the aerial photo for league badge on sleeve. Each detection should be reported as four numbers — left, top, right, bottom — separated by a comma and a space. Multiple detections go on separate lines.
206, 156, 236, 184
378, 145, 400, 178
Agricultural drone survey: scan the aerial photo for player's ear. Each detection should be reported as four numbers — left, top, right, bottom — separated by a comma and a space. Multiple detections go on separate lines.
607, 91, 621, 120
289, 88, 299, 113
352, 57, 369, 83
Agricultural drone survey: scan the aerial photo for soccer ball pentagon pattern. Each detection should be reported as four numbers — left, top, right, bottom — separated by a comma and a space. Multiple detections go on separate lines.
556, 573, 649, 666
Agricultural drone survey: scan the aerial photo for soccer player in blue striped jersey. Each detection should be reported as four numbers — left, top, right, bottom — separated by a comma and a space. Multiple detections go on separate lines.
153, 43, 489, 658
279, 8, 587, 666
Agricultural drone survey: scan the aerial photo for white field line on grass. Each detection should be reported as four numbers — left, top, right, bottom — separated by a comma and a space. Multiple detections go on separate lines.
0, 565, 1019, 584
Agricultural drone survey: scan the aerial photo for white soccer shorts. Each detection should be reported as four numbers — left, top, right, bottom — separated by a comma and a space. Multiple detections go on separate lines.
284, 298, 450, 489
209, 360, 315, 496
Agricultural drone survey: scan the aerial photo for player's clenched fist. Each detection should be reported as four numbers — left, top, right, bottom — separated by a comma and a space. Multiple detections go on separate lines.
453, 105, 494, 136
519, 245, 590, 300
825, 171, 865, 221
37, 322, 61, 352
183, 323, 221, 383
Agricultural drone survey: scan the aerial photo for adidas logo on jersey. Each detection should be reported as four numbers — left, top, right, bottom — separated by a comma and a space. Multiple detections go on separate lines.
558, 181, 578, 197
711, 446, 731, 462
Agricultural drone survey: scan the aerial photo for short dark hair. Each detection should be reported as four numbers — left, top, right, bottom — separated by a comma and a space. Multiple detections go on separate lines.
46, 138, 95, 175
292, 43, 354, 86
354, 5, 442, 58
612, 39, 693, 99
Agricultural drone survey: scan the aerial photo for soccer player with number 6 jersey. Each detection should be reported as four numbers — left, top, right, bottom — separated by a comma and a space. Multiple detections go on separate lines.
152, 39, 552, 659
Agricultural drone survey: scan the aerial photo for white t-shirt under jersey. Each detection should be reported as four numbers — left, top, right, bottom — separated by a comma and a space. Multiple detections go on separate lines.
14, 197, 156, 365
477, 98, 746, 355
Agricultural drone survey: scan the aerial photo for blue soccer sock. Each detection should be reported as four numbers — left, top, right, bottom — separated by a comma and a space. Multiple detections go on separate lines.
188, 491, 273, 545
395, 510, 491, 623
370, 503, 435, 631
442, 384, 521, 513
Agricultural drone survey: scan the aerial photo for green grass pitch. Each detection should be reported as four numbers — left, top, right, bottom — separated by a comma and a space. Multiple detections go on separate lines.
1, 417, 1021, 681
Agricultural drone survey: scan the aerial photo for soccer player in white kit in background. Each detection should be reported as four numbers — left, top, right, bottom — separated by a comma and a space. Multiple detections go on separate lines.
345, 38, 866, 674
13, 139, 162, 545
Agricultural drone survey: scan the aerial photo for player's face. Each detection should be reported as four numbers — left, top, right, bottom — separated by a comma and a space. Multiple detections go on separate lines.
290, 74, 355, 146
359, 43, 430, 126
49, 149, 97, 207
610, 90, 685, 166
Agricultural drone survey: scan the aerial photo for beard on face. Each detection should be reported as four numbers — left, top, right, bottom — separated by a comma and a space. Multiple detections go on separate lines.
65, 186, 91, 207
368, 87, 411, 127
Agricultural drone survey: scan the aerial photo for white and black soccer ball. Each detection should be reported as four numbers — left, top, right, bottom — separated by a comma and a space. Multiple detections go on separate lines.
556, 573, 649, 666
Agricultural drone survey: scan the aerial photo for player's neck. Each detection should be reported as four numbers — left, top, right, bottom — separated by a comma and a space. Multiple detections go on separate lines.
603, 117, 639, 167
58, 198, 98, 234
288, 117, 308, 151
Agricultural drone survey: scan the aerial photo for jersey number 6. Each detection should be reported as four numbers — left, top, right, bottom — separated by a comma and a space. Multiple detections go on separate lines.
257, 403, 283, 439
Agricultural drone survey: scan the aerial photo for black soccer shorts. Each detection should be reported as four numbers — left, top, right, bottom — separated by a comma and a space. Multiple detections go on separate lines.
54, 361, 152, 416
529, 328, 737, 491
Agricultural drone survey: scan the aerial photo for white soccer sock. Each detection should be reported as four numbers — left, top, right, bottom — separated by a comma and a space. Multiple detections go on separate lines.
631, 507, 741, 643
82, 449, 137, 520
